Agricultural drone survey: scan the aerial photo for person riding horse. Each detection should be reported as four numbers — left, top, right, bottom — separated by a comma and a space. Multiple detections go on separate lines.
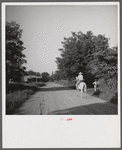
76, 72, 84, 89
76, 72, 87, 97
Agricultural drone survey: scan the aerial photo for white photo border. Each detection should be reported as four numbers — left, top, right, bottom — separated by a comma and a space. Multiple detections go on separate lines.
2, 2, 120, 148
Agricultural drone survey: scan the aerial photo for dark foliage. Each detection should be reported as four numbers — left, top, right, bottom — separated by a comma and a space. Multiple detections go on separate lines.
6, 82, 45, 114
6, 21, 27, 84
42, 72, 50, 82
6, 82, 44, 94
6, 84, 38, 94
92, 89, 102, 97
110, 92, 118, 104
26, 70, 41, 77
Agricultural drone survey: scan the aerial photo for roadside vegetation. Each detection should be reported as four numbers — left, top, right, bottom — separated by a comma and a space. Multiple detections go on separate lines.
6, 82, 44, 114
5, 21, 46, 114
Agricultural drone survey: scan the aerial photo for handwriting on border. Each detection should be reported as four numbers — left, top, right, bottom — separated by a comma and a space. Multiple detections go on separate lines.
60, 117, 72, 121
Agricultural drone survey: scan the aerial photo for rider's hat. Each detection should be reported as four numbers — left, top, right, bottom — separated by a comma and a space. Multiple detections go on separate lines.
79, 72, 83, 74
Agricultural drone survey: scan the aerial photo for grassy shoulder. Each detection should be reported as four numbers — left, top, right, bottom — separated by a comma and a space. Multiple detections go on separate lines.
6, 82, 44, 114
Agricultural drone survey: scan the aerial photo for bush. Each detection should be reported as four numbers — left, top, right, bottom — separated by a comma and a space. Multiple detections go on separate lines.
6, 83, 26, 93
6, 89, 34, 114
6, 82, 45, 114
110, 92, 118, 104
92, 89, 102, 97
6, 82, 44, 94
98, 78, 117, 102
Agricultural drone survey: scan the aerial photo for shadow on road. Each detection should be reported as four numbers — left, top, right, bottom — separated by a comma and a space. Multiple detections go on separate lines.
15, 109, 31, 115
39, 86, 75, 92
48, 102, 118, 115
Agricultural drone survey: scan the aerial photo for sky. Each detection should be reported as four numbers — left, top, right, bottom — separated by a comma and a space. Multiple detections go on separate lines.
6, 3, 118, 75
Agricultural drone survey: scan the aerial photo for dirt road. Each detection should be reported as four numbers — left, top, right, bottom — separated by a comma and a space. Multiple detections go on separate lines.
16, 82, 117, 115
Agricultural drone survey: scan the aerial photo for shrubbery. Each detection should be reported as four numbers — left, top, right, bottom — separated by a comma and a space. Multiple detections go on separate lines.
6, 82, 44, 114
6, 89, 34, 114
110, 92, 118, 104
6, 82, 44, 94
98, 78, 117, 103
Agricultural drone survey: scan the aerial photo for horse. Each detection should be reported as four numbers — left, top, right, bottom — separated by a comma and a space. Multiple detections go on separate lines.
76, 79, 87, 98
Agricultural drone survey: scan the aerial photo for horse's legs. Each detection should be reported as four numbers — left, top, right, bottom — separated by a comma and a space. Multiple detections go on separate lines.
76, 84, 79, 97
81, 89, 83, 98
77, 89, 79, 97
83, 85, 87, 97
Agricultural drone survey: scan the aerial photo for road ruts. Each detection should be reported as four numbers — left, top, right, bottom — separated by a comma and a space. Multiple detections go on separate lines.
15, 82, 118, 115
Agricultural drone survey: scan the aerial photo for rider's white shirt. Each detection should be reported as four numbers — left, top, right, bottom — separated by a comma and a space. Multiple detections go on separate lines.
78, 74, 83, 81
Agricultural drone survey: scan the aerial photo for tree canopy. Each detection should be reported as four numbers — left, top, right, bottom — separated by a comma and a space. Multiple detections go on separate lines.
6, 21, 27, 83
55, 31, 117, 87
42, 72, 50, 82
26, 70, 41, 77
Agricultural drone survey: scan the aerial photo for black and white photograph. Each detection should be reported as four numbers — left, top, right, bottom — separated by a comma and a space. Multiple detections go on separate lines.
2, 2, 120, 148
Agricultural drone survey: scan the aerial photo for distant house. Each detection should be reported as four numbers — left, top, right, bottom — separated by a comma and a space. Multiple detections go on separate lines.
23, 75, 43, 82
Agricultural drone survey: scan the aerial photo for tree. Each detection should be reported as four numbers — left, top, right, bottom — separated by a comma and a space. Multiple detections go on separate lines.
55, 31, 117, 87
42, 72, 50, 82
6, 21, 27, 83
53, 71, 61, 81
55, 31, 95, 82
26, 70, 41, 77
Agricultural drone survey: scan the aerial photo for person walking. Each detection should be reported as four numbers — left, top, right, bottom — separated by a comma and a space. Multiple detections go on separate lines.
76, 72, 84, 89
